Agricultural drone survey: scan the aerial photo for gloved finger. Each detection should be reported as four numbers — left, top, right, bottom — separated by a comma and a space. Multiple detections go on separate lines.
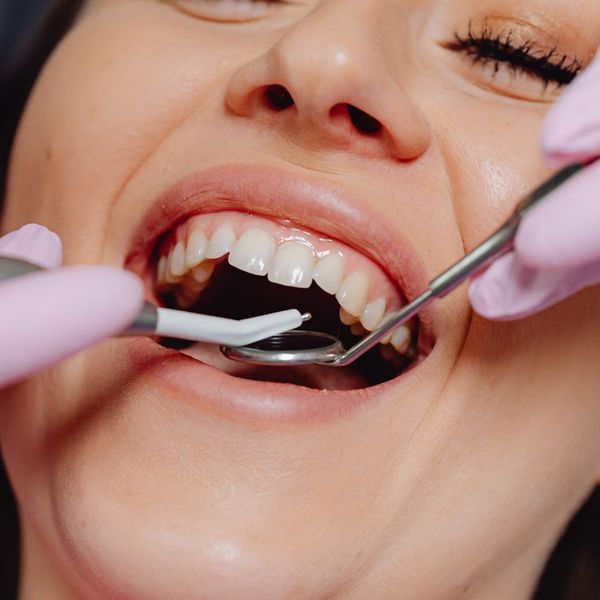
469, 251, 600, 321
542, 49, 600, 168
0, 266, 143, 389
515, 160, 600, 270
0, 223, 62, 268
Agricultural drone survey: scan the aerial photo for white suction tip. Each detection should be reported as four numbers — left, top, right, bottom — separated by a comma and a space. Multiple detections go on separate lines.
154, 308, 306, 347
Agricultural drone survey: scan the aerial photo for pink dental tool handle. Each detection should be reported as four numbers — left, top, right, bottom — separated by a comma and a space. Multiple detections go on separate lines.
0, 260, 143, 387
0, 257, 306, 348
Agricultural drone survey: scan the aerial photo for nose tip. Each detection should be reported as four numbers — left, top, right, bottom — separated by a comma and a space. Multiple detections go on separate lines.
225, 7, 432, 162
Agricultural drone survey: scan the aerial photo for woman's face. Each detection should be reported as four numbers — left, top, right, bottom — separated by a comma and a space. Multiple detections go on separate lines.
2, 0, 600, 598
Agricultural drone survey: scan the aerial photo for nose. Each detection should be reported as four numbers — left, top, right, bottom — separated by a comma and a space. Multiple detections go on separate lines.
225, 1, 431, 162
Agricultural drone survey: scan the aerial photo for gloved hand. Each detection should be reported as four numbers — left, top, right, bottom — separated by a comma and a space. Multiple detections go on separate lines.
470, 49, 600, 320
0, 224, 143, 388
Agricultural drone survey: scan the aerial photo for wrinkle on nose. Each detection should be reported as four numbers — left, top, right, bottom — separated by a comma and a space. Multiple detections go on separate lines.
225, 8, 431, 162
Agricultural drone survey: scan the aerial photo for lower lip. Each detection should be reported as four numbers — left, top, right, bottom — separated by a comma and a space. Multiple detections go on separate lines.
127, 337, 427, 425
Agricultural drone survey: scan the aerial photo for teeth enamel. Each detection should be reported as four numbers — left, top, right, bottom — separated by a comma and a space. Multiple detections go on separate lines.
336, 271, 370, 317
360, 297, 386, 331
391, 325, 411, 354
206, 223, 237, 259
313, 253, 344, 295
268, 242, 314, 288
381, 331, 393, 345
182, 273, 208, 293
165, 248, 183, 284
339, 307, 359, 325
185, 229, 208, 269
157, 220, 415, 361
170, 241, 187, 277
228, 228, 276, 276
157, 255, 168, 286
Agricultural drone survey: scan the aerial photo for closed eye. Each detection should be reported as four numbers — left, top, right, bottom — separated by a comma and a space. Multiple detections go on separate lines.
163, 0, 287, 23
443, 20, 582, 89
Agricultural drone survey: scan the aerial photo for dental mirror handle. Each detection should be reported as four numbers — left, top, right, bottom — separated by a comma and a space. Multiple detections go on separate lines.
329, 163, 584, 367
0, 257, 308, 347
428, 162, 584, 298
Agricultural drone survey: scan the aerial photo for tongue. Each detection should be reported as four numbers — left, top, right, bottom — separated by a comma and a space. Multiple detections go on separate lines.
181, 343, 369, 391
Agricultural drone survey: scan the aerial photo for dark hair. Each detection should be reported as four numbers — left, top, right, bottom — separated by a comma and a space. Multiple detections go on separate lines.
0, 0, 84, 198
0, 2, 599, 598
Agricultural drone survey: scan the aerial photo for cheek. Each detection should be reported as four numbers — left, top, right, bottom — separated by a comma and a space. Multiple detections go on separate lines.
0, 373, 64, 565
477, 158, 525, 211
429, 90, 551, 248
2, 4, 247, 259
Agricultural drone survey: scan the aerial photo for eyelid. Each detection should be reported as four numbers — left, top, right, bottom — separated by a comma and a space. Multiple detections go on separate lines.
163, 0, 286, 23
440, 18, 584, 101
457, 16, 585, 67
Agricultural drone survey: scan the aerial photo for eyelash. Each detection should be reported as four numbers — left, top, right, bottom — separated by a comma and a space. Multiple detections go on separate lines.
445, 21, 582, 87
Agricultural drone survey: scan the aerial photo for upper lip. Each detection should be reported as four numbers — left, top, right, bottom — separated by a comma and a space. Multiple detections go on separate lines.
125, 163, 438, 346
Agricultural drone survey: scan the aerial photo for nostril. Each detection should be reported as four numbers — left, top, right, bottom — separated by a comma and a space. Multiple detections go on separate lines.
347, 104, 382, 135
265, 84, 295, 111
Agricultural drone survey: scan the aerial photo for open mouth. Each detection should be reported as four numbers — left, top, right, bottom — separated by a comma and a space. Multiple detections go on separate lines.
126, 165, 436, 393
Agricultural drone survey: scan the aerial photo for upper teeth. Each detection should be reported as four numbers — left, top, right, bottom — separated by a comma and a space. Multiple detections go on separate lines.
185, 229, 208, 268
156, 211, 414, 354
207, 222, 236, 259
313, 252, 344, 294
268, 241, 314, 289
229, 228, 276, 276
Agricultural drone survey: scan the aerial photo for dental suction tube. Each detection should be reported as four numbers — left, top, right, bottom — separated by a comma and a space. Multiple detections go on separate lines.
0, 257, 308, 347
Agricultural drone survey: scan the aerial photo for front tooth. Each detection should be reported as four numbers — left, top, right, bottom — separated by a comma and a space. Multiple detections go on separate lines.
228, 228, 276, 276
185, 229, 208, 269
170, 241, 187, 277
207, 223, 237, 259
268, 242, 314, 288
391, 325, 411, 354
360, 297, 386, 331
313, 253, 344, 295
336, 271, 370, 317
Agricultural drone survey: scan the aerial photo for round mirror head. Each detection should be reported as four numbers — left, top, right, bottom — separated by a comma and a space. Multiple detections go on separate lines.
221, 330, 344, 366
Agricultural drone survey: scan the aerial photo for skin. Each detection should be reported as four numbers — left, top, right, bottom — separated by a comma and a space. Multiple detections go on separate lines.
1, 0, 600, 598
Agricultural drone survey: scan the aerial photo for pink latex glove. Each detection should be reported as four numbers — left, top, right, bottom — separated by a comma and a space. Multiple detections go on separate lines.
0, 224, 143, 388
470, 50, 600, 320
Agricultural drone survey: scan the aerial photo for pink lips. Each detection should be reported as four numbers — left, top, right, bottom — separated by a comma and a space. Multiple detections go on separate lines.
126, 337, 431, 424
123, 163, 439, 423
127, 164, 433, 326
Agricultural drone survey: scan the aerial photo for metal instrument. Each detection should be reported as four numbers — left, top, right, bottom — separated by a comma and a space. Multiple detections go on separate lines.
222, 164, 583, 367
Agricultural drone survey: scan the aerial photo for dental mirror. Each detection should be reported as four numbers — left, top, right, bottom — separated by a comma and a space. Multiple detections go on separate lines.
222, 330, 345, 366
221, 163, 585, 368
